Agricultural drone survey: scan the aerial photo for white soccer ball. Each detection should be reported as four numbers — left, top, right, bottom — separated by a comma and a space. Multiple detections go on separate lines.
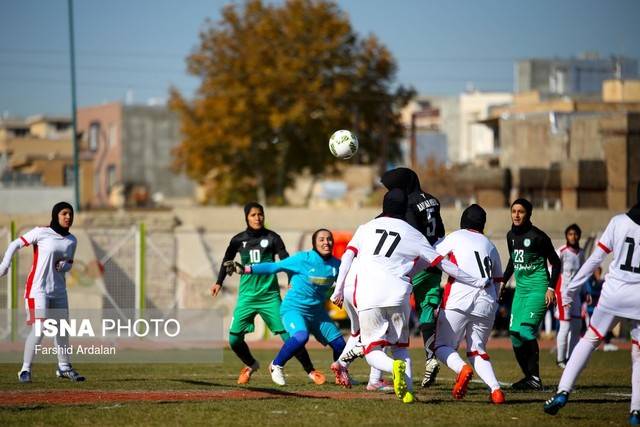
329, 129, 358, 159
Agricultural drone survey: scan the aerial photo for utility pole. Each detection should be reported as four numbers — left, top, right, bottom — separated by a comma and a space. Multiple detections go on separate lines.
68, 0, 80, 211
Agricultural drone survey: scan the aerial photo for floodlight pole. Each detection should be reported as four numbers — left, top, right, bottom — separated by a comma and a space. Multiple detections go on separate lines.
68, 0, 80, 211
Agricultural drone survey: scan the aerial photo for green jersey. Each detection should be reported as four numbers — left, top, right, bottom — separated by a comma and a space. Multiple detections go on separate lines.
505, 225, 561, 292
217, 228, 289, 299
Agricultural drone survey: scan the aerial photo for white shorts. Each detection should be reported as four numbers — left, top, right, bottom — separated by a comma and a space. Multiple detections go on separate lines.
435, 308, 494, 359
588, 307, 639, 343
555, 289, 581, 321
25, 294, 68, 325
343, 287, 360, 337
359, 304, 410, 354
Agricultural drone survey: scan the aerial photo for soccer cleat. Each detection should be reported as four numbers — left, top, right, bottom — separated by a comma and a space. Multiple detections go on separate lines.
366, 379, 394, 393
421, 357, 440, 388
269, 362, 286, 386
630, 410, 640, 425
308, 370, 326, 385
490, 388, 505, 404
402, 391, 415, 404
452, 364, 473, 400
330, 362, 351, 388
556, 360, 567, 369
56, 367, 85, 382
511, 376, 543, 391
237, 360, 260, 384
18, 370, 31, 383
543, 390, 569, 415
339, 344, 365, 364
392, 360, 408, 400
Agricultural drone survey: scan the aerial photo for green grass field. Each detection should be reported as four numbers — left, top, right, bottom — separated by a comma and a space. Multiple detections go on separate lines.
0, 347, 633, 426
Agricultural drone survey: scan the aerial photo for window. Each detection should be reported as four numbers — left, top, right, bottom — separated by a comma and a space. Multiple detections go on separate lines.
108, 123, 117, 148
64, 165, 75, 186
106, 165, 116, 192
89, 122, 100, 151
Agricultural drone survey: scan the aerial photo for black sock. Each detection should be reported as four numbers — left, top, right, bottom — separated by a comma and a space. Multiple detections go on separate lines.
513, 344, 530, 378
524, 339, 540, 379
294, 348, 315, 374
229, 335, 256, 367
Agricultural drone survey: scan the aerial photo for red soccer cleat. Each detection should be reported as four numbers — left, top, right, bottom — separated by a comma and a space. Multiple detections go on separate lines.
490, 388, 505, 404
452, 364, 473, 400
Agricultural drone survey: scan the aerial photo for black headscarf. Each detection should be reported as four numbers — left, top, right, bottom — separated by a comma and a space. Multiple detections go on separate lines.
510, 198, 533, 235
565, 223, 582, 250
381, 167, 421, 194
628, 182, 640, 225
460, 204, 486, 233
311, 228, 333, 260
50, 201, 74, 236
382, 189, 408, 219
243, 201, 267, 237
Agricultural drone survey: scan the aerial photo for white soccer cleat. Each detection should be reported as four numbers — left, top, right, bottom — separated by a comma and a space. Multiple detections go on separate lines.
339, 344, 365, 364
269, 362, 286, 386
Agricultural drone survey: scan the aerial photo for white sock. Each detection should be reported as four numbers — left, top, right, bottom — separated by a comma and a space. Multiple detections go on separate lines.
368, 367, 383, 385
557, 320, 570, 362
469, 355, 500, 391
632, 342, 640, 411
365, 349, 394, 373
568, 319, 582, 359
392, 347, 413, 391
436, 345, 465, 374
22, 326, 44, 372
545, 310, 553, 334
558, 334, 599, 393
55, 334, 71, 370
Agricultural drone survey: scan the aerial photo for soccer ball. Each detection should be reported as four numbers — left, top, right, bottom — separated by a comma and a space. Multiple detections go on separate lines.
329, 130, 358, 159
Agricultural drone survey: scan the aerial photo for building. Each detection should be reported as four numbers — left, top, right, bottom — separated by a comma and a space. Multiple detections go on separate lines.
484, 81, 640, 210
516, 54, 638, 96
0, 116, 94, 212
401, 91, 512, 166
77, 103, 195, 208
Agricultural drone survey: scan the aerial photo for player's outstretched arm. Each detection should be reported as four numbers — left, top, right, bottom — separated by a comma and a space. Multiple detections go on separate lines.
330, 248, 356, 307
0, 238, 26, 277
250, 254, 301, 276
564, 246, 608, 303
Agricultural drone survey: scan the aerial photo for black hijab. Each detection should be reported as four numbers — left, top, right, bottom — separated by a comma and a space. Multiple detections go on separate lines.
510, 198, 533, 235
50, 201, 74, 236
382, 189, 408, 219
627, 182, 640, 225
460, 204, 486, 233
381, 167, 421, 194
311, 228, 333, 260
243, 201, 267, 237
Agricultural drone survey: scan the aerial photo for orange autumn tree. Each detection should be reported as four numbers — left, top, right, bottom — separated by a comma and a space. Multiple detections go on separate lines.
170, 0, 413, 204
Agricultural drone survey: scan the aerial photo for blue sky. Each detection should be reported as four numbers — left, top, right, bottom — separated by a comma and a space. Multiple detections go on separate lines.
1, 0, 639, 117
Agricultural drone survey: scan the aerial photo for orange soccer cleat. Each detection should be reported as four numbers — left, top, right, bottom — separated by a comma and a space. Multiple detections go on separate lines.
237, 361, 260, 385
490, 388, 505, 404
452, 364, 474, 400
308, 370, 326, 385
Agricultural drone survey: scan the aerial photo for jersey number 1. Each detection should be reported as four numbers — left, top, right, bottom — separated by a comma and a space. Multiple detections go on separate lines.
620, 237, 640, 273
374, 229, 401, 257
474, 251, 493, 278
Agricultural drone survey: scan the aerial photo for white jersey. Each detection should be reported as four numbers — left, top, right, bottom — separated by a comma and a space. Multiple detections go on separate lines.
19, 227, 77, 298
554, 245, 585, 319
346, 216, 443, 311
436, 229, 502, 316
593, 214, 640, 319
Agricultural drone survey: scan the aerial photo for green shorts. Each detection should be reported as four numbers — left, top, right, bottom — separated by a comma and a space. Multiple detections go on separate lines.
229, 294, 285, 336
412, 268, 443, 326
509, 288, 547, 339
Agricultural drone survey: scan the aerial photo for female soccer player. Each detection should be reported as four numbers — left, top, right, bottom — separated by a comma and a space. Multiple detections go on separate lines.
545, 184, 640, 424
211, 202, 320, 385
554, 223, 586, 368
502, 198, 561, 391
0, 201, 84, 383
232, 229, 350, 387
